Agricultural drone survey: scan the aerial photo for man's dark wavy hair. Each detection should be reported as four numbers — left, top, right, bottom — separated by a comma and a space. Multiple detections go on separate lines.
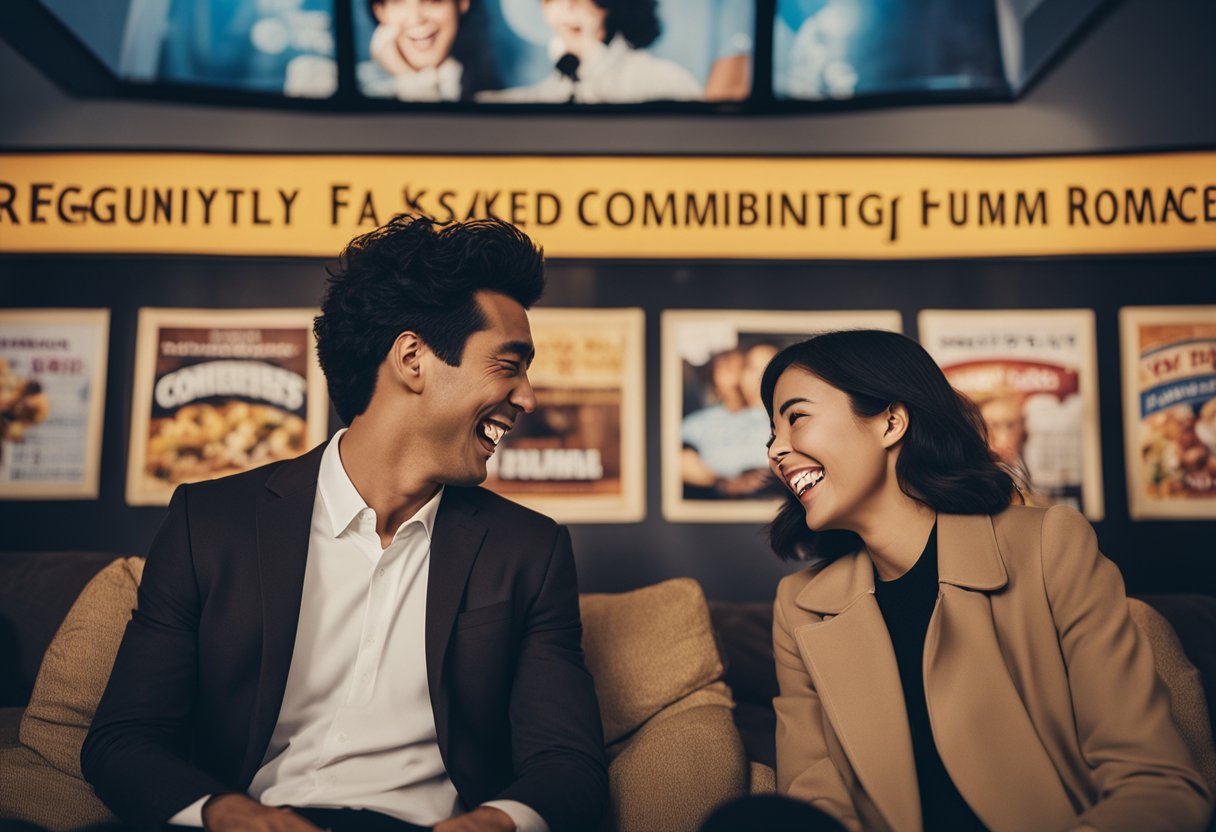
594, 0, 662, 49
760, 329, 1017, 562
314, 215, 544, 425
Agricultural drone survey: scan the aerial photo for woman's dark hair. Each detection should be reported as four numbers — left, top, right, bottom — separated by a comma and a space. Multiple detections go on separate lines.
760, 329, 1016, 562
593, 0, 661, 49
314, 215, 544, 425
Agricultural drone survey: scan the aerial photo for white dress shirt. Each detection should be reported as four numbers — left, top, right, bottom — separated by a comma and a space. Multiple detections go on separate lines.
170, 430, 545, 831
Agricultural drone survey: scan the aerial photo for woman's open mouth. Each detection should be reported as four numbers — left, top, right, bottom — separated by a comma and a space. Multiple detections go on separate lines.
786, 467, 825, 498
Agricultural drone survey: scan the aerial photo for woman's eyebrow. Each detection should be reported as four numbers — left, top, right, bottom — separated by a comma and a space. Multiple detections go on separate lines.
778, 397, 812, 416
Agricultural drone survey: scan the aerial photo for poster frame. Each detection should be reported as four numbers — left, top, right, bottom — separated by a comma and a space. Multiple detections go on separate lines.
0, 308, 110, 500
484, 307, 646, 524
1120, 305, 1216, 520
918, 308, 1105, 521
661, 309, 902, 523
125, 307, 329, 506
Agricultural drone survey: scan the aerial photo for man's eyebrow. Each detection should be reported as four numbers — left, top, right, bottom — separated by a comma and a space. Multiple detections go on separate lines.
778, 397, 811, 416
497, 340, 536, 366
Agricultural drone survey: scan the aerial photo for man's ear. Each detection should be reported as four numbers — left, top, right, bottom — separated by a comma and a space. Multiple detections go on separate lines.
388, 331, 426, 394
457, 0, 470, 14
880, 402, 909, 449
371, 1, 386, 24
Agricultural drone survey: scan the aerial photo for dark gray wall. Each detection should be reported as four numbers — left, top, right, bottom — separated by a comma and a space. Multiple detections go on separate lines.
2, 0, 1215, 601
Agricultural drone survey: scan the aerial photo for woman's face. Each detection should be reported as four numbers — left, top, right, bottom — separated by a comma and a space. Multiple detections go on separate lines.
542, 0, 608, 55
767, 368, 892, 533
373, 0, 467, 70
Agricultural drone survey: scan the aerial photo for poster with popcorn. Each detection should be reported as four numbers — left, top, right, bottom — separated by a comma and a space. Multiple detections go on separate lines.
662, 309, 903, 523
0, 309, 109, 499
126, 308, 328, 506
919, 309, 1104, 521
1120, 306, 1216, 520
483, 308, 645, 523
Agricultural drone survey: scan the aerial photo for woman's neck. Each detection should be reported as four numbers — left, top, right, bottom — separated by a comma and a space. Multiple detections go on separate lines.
854, 492, 938, 581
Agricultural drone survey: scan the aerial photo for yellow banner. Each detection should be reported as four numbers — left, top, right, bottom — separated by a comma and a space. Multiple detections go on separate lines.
1, 152, 1214, 259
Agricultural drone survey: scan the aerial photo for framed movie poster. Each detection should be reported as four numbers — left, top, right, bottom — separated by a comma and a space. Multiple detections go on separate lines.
126, 308, 329, 506
662, 309, 902, 523
918, 310, 1104, 520
0, 309, 109, 499
483, 308, 645, 523
1120, 306, 1216, 520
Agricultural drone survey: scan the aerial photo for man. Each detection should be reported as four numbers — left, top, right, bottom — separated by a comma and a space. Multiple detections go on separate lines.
81, 217, 608, 832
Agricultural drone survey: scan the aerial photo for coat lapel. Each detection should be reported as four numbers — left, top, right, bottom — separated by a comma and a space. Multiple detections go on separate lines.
425, 487, 488, 757
795, 551, 923, 832
239, 441, 326, 785
926, 514, 1076, 832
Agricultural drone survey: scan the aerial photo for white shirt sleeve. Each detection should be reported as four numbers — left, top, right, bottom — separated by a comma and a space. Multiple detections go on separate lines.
168, 795, 208, 827
482, 800, 550, 832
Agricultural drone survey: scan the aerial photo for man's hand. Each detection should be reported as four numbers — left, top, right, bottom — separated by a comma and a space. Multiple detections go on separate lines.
432, 806, 516, 832
201, 794, 323, 832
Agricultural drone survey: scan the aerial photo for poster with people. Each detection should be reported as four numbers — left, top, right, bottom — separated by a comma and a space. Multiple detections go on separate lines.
126, 308, 329, 506
54, 0, 341, 98
355, 0, 754, 103
1120, 306, 1216, 520
483, 308, 645, 522
918, 309, 1104, 520
662, 309, 901, 522
0, 309, 109, 499
772, 0, 1005, 102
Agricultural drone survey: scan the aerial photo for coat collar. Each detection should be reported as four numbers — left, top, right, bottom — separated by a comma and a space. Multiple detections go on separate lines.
794, 513, 1009, 615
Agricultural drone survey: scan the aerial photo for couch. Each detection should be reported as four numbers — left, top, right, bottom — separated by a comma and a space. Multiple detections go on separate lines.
2, 551, 1215, 831
0, 553, 748, 832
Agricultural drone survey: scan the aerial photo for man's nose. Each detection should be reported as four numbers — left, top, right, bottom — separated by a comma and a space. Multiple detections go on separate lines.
512, 373, 538, 414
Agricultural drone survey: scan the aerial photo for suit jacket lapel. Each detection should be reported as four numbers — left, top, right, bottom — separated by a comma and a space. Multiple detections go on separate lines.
425, 487, 488, 758
927, 514, 1076, 832
239, 441, 327, 785
795, 551, 923, 832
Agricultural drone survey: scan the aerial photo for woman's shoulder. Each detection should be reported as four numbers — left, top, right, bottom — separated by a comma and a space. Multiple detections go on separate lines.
988, 502, 1093, 540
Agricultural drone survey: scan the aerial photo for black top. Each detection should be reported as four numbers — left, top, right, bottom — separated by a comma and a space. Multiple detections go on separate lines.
873, 525, 988, 832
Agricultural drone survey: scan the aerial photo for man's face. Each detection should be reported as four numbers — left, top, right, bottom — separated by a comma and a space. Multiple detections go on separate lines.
421, 290, 537, 486
373, 0, 467, 70
542, 0, 608, 55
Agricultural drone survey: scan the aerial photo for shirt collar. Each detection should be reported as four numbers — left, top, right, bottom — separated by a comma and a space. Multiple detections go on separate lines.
318, 429, 444, 542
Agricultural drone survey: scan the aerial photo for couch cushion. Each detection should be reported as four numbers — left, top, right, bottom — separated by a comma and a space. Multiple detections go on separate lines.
20, 557, 144, 776
580, 578, 725, 745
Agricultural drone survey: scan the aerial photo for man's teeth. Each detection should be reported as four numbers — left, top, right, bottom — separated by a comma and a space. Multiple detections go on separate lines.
481, 421, 506, 446
790, 469, 824, 496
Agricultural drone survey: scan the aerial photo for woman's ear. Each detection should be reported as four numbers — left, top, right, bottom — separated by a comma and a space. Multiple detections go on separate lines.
458, 0, 470, 14
388, 331, 426, 394
371, 0, 386, 24
881, 402, 909, 448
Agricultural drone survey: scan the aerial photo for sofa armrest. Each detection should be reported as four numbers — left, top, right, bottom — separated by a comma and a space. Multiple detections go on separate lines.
606, 683, 746, 832
749, 762, 776, 796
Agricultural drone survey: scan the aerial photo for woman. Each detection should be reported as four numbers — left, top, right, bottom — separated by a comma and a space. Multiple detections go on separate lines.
478, 0, 701, 103
366, 0, 499, 101
764, 330, 1210, 832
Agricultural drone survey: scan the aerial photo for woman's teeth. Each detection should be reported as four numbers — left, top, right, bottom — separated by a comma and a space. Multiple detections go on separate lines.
790, 468, 824, 496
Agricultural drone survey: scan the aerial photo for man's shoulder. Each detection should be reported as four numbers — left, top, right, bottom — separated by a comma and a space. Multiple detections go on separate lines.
451, 485, 560, 534
175, 445, 323, 511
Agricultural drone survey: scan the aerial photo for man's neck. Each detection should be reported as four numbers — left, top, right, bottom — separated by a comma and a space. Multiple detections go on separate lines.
337, 424, 441, 548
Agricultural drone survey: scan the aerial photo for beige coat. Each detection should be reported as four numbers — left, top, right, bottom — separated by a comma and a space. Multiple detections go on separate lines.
773, 505, 1212, 832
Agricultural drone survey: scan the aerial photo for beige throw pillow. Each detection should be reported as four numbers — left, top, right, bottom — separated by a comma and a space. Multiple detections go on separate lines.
580, 577, 725, 745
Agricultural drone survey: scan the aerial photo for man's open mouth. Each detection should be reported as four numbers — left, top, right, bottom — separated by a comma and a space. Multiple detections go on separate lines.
478, 418, 510, 452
